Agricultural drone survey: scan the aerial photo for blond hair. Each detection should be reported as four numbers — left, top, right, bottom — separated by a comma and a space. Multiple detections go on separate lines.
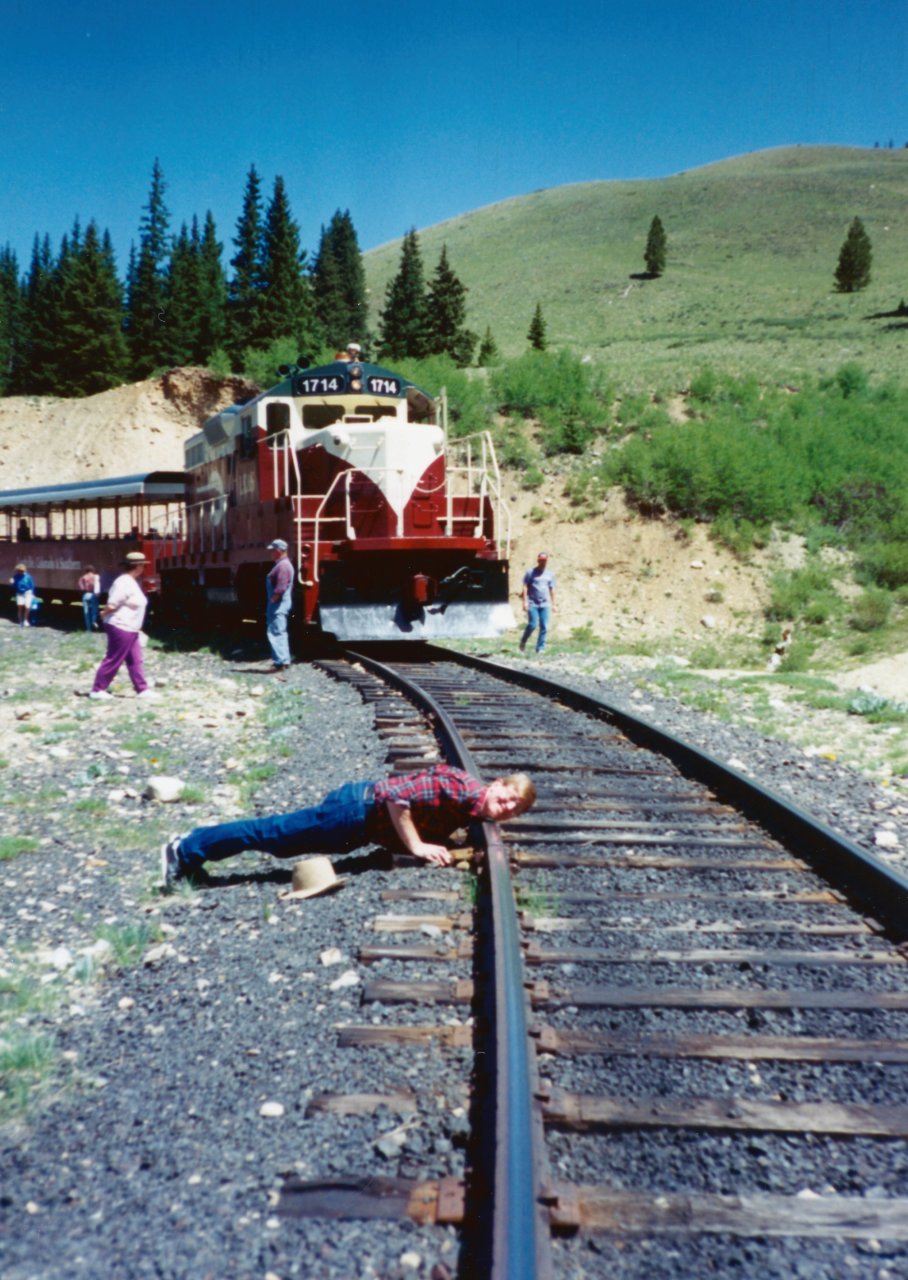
501, 772, 536, 812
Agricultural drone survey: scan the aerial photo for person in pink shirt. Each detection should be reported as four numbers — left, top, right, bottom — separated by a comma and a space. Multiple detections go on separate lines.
89, 552, 156, 700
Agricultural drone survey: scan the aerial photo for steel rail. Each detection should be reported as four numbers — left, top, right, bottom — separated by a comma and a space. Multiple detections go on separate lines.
423, 645, 908, 939
345, 648, 552, 1280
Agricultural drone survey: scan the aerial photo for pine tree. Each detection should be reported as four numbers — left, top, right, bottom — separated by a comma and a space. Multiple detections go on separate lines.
311, 232, 348, 350
164, 221, 203, 367
259, 176, 323, 365
644, 215, 667, 277
476, 326, 500, 367
378, 229, 430, 361
17, 235, 56, 392
226, 166, 265, 364
312, 209, 367, 349
425, 245, 476, 366
196, 211, 226, 364
126, 159, 171, 377
527, 302, 547, 351
834, 216, 872, 293
56, 221, 128, 396
0, 246, 21, 395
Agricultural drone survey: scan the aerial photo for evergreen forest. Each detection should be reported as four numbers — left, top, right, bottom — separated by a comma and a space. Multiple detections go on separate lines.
0, 163, 479, 399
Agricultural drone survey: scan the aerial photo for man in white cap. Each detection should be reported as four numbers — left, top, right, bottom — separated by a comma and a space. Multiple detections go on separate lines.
266, 539, 293, 671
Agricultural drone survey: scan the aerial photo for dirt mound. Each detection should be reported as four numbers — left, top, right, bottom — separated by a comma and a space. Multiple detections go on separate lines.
0, 367, 257, 488
508, 481, 771, 645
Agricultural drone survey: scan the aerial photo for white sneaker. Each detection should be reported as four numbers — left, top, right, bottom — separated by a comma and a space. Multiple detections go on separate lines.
137, 690, 159, 700
89, 690, 113, 700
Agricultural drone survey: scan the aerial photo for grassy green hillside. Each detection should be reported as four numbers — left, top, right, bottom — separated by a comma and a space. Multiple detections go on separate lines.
364, 146, 908, 388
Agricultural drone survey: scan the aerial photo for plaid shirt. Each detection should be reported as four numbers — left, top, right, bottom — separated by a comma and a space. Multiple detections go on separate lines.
371, 765, 486, 847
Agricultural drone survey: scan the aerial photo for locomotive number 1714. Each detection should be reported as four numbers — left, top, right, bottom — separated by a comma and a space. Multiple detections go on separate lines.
297, 375, 343, 394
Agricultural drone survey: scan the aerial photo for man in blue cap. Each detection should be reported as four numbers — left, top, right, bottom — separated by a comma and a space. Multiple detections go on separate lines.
266, 539, 293, 670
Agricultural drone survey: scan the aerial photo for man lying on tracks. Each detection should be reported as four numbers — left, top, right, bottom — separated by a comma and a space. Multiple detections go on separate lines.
160, 763, 536, 890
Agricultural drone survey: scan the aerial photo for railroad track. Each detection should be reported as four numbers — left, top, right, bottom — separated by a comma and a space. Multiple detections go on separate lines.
281, 648, 908, 1280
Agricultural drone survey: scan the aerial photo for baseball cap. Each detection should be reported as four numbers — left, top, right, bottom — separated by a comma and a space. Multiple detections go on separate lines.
267, 539, 288, 551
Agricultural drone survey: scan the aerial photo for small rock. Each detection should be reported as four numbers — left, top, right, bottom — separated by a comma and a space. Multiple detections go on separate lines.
143, 776, 185, 803
874, 830, 900, 849
143, 942, 177, 966
41, 946, 73, 971
259, 1101, 285, 1118
329, 969, 361, 991
320, 947, 344, 966
700, 614, 716, 629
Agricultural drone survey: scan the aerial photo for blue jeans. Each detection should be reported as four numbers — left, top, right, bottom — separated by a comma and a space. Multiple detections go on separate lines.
82, 593, 100, 631
178, 781, 376, 871
520, 603, 550, 653
266, 592, 292, 666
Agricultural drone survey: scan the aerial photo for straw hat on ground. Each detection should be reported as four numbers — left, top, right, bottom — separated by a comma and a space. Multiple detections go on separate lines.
278, 855, 346, 900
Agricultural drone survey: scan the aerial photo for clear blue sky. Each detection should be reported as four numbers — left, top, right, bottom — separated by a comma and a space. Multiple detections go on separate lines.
1, 0, 905, 275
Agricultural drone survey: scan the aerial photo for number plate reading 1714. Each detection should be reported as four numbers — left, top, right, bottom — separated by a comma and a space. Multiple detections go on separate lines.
296, 375, 344, 395
367, 376, 401, 395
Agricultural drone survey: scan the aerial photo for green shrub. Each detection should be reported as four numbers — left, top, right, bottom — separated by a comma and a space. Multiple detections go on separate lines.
688, 642, 725, 669
834, 361, 869, 398
763, 565, 835, 624
600, 372, 908, 576
616, 392, 650, 429
490, 350, 612, 437
689, 368, 718, 403
848, 588, 892, 632
569, 622, 597, 650
860, 540, 908, 589
492, 418, 539, 471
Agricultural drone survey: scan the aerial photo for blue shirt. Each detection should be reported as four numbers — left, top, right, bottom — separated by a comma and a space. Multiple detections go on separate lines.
523, 566, 555, 606
12, 571, 35, 594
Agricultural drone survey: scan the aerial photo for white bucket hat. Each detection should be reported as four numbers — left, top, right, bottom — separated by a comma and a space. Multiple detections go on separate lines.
278, 855, 346, 901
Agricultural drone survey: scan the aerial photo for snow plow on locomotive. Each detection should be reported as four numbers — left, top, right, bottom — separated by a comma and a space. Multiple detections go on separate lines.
156, 357, 514, 641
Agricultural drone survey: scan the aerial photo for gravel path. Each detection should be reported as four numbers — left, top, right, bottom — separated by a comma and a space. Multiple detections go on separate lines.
1, 619, 906, 1279
0, 622, 462, 1280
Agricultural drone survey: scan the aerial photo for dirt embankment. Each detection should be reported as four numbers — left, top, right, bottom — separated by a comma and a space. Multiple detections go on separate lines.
0, 368, 256, 488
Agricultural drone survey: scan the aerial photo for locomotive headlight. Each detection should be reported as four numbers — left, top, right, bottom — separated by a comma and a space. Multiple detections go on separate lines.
350, 379, 362, 391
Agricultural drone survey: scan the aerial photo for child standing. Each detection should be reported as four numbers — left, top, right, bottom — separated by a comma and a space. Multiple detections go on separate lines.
11, 564, 35, 627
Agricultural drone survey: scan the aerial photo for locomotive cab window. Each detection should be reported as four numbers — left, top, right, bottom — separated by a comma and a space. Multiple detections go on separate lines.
266, 402, 291, 446
301, 404, 345, 431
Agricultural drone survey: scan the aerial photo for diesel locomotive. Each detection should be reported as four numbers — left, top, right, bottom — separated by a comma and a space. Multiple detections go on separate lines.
0, 358, 515, 642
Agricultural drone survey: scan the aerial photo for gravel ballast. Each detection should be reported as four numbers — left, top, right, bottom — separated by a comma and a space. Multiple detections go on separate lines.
1, 621, 906, 1279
